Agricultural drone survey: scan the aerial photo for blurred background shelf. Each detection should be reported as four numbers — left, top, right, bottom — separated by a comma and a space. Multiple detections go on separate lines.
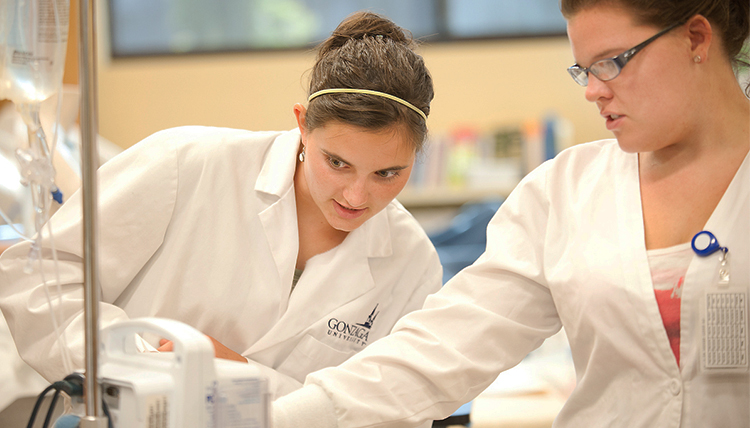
399, 186, 514, 208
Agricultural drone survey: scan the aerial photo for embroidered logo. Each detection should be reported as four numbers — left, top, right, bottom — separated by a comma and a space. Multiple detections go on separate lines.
327, 304, 380, 347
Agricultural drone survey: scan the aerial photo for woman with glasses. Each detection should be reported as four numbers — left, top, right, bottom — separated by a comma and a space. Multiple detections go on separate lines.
271, 0, 749, 427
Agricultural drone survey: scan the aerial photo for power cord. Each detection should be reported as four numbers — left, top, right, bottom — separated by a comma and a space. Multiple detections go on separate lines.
27, 373, 82, 428
26, 373, 112, 428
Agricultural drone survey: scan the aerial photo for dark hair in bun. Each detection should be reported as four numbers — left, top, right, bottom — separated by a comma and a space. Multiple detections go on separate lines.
305, 11, 434, 152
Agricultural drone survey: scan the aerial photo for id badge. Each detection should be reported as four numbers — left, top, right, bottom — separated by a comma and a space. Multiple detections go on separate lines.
697, 246, 749, 374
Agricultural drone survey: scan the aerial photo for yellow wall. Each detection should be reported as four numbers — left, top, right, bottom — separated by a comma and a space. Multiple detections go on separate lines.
96, 37, 612, 150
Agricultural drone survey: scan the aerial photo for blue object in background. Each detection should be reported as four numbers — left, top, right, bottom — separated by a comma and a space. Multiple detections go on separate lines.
429, 199, 503, 284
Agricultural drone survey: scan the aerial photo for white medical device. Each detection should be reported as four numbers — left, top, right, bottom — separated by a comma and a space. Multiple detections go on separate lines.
96, 317, 269, 428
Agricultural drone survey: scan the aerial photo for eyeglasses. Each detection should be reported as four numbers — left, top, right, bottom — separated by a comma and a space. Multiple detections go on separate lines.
567, 21, 684, 86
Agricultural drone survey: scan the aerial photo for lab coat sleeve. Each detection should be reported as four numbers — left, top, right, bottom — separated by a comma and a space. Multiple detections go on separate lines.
400, 250, 443, 314
273, 384, 338, 428
0, 130, 180, 382
246, 359, 303, 398
275, 162, 563, 428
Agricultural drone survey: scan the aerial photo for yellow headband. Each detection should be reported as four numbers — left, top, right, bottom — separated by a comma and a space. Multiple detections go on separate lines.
308, 88, 427, 122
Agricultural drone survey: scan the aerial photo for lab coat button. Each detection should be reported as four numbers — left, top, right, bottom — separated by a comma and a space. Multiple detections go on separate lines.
669, 379, 681, 396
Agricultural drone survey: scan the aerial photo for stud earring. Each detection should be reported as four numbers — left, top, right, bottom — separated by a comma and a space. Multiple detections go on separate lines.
299, 147, 305, 162
694, 55, 702, 63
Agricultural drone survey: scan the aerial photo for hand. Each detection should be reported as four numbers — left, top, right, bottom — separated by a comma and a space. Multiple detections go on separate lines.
157, 335, 248, 363
204, 335, 248, 363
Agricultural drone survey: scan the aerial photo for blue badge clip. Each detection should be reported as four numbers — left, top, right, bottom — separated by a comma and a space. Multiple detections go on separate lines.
691, 231, 727, 257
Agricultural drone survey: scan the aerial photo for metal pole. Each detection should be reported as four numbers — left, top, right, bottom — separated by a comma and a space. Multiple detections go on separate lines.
77, 0, 106, 426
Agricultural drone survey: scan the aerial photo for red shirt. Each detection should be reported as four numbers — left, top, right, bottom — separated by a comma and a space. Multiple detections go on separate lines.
647, 243, 692, 366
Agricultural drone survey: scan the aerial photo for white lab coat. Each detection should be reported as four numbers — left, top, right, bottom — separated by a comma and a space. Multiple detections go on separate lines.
0, 126, 442, 399
274, 139, 749, 428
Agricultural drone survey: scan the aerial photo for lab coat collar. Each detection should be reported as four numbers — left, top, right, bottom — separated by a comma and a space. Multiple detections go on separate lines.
357, 205, 393, 258
255, 128, 301, 197
255, 129, 303, 297
702, 149, 749, 240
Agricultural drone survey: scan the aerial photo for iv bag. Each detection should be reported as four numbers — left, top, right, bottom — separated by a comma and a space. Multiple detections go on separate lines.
0, 0, 70, 104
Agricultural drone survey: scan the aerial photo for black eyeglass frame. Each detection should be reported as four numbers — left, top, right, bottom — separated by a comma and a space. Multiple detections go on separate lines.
567, 20, 685, 86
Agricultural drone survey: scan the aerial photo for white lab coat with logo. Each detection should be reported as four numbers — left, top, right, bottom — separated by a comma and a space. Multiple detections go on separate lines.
0, 126, 442, 399
273, 139, 749, 428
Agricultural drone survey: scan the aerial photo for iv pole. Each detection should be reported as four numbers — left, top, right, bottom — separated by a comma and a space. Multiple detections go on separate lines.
77, 0, 106, 426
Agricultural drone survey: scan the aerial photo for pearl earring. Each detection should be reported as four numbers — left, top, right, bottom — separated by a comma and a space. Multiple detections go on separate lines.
694, 55, 702, 63
299, 147, 305, 162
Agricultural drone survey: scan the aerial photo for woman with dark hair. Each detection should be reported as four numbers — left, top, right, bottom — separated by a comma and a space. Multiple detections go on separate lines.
0, 11, 441, 401
272, 1, 750, 427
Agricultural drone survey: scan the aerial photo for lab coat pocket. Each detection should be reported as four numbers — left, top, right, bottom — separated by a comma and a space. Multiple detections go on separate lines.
277, 334, 357, 383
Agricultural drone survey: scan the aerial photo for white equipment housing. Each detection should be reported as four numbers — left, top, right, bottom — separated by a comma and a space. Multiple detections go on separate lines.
98, 317, 269, 428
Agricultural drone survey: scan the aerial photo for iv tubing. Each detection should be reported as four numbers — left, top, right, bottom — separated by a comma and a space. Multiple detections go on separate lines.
49, 0, 64, 163
45, 217, 74, 374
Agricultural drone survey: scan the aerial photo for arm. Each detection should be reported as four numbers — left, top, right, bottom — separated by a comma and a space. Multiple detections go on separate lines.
0, 134, 179, 382
396, 251, 443, 315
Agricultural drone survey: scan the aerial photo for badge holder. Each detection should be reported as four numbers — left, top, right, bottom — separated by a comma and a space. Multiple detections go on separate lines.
693, 231, 748, 374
